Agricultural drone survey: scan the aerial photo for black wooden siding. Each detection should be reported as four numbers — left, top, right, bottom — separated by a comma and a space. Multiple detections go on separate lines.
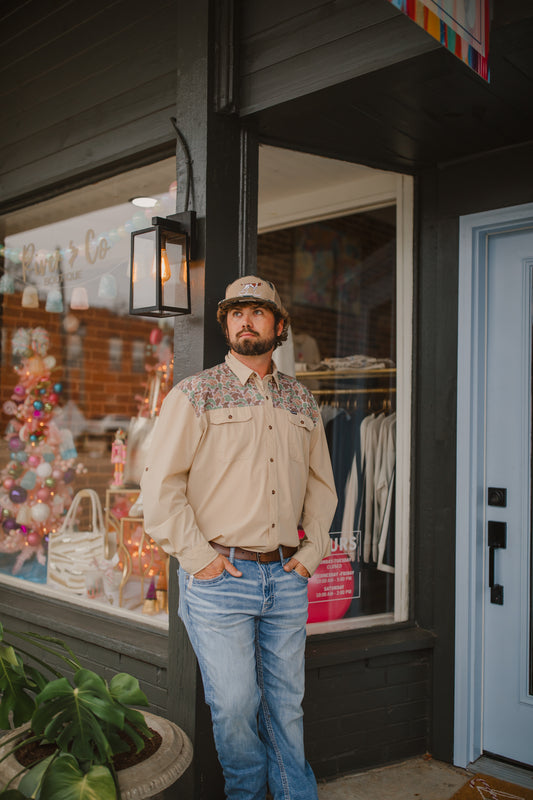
0, 0, 177, 212
0, 586, 168, 718
416, 140, 533, 761
239, 0, 439, 115
241, 1, 533, 174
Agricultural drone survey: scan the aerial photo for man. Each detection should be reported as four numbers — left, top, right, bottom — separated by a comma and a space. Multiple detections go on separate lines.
141, 275, 337, 800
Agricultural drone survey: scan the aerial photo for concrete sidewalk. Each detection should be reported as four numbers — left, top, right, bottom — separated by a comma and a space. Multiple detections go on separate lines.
317, 756, 470, 800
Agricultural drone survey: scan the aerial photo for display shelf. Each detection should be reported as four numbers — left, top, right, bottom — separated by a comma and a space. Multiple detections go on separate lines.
116, 516, 168, 612
104, 488, 141, 557
296, 367, 396, 379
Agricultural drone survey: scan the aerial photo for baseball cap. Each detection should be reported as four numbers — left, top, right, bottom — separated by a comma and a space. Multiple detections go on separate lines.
218, 275, 286, 314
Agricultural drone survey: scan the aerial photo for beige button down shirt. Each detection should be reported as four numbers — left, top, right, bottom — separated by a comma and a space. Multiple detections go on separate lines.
141, 352, 337, 576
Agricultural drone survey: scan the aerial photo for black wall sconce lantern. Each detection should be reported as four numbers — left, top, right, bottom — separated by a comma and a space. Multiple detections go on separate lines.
130, 117, 196, 318
129, 210, 196, 317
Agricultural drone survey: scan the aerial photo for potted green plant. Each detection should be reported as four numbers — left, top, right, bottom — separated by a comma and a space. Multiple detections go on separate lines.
0, 622, 192, 800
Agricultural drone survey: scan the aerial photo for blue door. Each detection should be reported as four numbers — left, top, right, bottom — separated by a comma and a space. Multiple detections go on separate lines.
483, 226, 533, 765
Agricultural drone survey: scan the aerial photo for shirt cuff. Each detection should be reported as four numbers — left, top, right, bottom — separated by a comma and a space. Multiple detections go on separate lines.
176, 545, 219, 576
296, 539, 331, 576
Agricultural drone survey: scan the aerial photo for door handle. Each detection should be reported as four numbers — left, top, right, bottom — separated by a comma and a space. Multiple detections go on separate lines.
488, 521, 506, 605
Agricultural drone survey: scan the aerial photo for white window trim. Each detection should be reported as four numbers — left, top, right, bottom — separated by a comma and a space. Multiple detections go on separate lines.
258, 156, 413, 630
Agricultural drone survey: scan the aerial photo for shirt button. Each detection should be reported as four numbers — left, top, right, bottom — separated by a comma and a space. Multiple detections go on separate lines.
272, 523, 276, 528
300, 419, 305, 425
270, 458, 274, 462
268, 425, 272, 430
228, 414, 233, 419
272, 489, 276, 494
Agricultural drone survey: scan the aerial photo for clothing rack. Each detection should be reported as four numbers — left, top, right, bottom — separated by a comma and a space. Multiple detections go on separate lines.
296, 368, 396, 380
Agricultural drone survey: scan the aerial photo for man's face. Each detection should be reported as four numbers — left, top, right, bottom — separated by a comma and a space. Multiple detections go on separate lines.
226, 303, 282, 356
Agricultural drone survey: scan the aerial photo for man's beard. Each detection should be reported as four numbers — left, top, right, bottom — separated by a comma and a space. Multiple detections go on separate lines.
230, 330, 277, 356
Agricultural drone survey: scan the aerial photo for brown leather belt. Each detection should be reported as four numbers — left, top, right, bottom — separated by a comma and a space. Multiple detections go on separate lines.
211, 542, 297, 563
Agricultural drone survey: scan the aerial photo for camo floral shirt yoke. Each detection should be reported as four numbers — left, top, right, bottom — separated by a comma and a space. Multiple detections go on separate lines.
178, 357, 320, 424
141, 351, 337, 577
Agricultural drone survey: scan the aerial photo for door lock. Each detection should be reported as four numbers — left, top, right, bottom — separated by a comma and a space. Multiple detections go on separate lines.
488, 487, 507, 507
488, 521, 506, 605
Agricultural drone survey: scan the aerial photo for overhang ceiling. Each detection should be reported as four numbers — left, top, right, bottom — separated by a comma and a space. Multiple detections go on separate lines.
250, 9, 533, 174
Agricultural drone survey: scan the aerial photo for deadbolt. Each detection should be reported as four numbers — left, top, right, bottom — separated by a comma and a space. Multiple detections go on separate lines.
488, 487, 507, 507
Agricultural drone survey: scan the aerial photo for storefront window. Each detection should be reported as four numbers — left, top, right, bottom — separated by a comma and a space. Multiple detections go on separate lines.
0, 158, 176, 627
258, 145, 413, 633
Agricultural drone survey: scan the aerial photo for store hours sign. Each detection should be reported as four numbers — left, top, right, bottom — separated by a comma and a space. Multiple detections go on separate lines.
307, 531, 361, 624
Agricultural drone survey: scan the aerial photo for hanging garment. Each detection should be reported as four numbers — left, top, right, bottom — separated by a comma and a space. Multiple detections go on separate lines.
361, 413, 386, 563
372, 412, 396, 562
325, 409, 360, 535
377, 466, 395, 573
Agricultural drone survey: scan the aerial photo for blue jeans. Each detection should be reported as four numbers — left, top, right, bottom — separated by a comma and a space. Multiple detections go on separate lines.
178, 552, 318, 800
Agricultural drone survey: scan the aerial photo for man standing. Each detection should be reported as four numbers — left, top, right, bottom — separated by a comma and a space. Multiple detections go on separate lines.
141, 275, 337, 800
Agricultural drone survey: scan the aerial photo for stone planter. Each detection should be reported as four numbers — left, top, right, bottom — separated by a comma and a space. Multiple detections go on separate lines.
0, 711, 193, 800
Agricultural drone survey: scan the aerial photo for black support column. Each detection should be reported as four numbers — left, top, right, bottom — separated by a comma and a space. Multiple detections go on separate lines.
166, 2, 257, 798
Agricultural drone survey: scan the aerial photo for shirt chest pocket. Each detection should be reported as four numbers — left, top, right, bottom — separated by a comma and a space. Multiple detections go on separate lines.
287, 413, 314, 463
208, 407, 255, 462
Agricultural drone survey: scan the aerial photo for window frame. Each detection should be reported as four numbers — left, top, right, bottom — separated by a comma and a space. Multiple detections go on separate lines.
258, 148, 413, 631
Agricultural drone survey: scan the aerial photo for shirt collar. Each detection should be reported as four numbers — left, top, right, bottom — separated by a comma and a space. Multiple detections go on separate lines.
226, 351, 280, 387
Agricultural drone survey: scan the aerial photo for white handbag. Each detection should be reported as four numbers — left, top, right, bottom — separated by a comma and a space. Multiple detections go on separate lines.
47, 489, 106, 594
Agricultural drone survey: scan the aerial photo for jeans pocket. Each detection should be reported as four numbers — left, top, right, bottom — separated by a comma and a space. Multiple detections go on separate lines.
287, 568, 309, 585
191, 569, 228, 587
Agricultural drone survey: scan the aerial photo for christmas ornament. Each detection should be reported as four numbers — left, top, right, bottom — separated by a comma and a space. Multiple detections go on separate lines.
30, 503, 50, 523
9, 486, 27, 504
63, 314, 80, 333
26, 356, 45, 376
150, 328, 163, 345
31, 328, 50, 355
8, 436, 24, 453
36, 462, 52, 479
63, 468, 75, 483
16, 507, 32, 526
20, 472, 36, 490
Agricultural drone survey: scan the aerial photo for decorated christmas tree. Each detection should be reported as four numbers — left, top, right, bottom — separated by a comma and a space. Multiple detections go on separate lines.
0, 327, 84, 581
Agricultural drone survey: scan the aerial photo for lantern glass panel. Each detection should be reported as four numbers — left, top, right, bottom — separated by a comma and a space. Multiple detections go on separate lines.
131, 229, 157, 311
162, 231, 188, 311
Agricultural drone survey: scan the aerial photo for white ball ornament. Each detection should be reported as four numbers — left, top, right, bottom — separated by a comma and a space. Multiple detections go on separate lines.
43, 356, 56, 370
30, 503, 50, 522
36, 462, 53, 479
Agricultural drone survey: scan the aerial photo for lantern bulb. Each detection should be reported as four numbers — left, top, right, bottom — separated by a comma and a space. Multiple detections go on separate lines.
161, 248, 171, 284
150, 249, 171, 284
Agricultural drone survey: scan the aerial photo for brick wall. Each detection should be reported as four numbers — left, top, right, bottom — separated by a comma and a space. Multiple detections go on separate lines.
304, 644, 431, 778
0, 295, 166, 499
0, 593, 168, 719
257, 208, 396, 362
0, 294, 156, 421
